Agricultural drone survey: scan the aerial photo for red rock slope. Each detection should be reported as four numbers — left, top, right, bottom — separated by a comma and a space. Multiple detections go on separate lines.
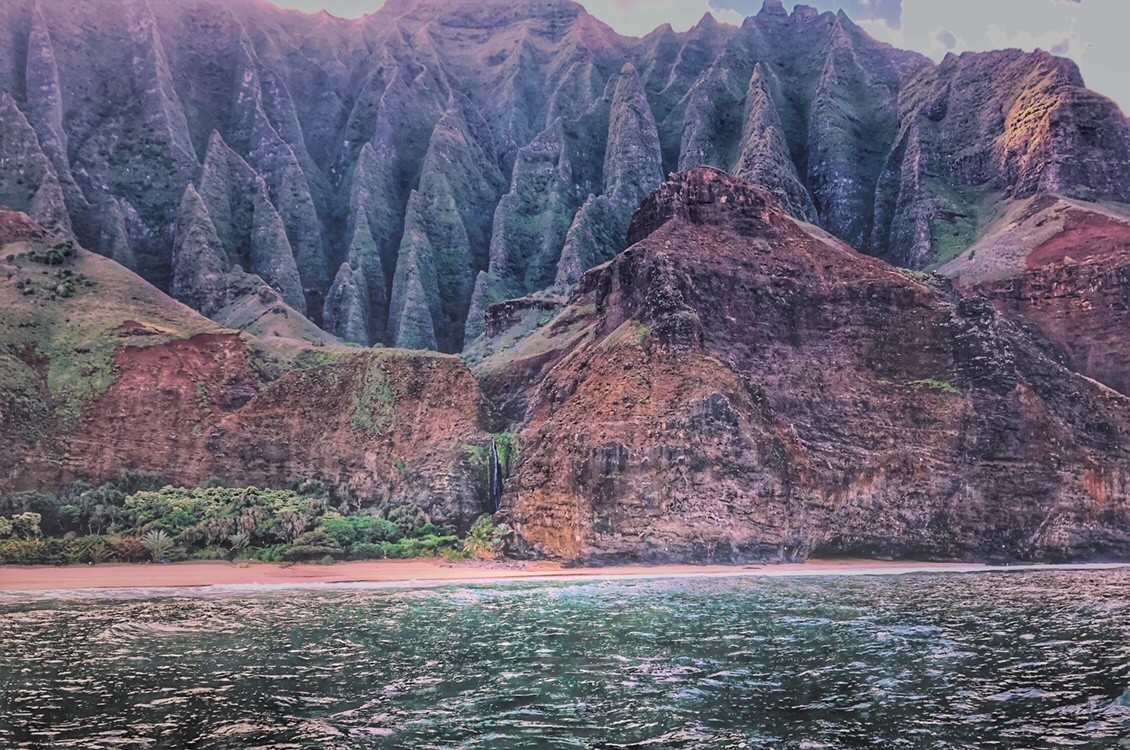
479, 169, 1130, 562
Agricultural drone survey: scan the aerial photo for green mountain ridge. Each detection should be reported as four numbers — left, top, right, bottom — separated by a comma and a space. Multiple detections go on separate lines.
0, 0, 1127, 353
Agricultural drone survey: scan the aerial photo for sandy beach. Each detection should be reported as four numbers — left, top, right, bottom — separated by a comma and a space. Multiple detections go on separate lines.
1, 558, 1126, 593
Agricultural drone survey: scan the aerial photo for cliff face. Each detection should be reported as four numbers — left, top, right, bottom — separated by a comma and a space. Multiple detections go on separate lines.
873, 51, 1130, 269
942, 196, 1130, 399
0, 212, 494, 530
0, 0, 1126, 353
479, 170, 1130, 562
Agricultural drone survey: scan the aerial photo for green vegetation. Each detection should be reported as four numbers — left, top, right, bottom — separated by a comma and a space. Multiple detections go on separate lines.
499, 434, 520, 479
462, 515, 511, 560
141, 530, 173, 562
0, 472, 508, 565
351, 354, 395, 434
600, 320, 653, 352
924, 181, 1005, 267
0, 240, 211, 423
466, 432, 520, 498
27, 240, 77, 266
907, 379, 963, 396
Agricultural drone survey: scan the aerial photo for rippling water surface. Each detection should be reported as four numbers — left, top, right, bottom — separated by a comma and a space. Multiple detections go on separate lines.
1, 570, 1128, 749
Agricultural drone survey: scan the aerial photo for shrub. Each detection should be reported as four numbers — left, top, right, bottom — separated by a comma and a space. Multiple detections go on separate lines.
27, 241, 76, 266
288, 477, 336, 501
0, 539, 60, 565
320, 514, 401, 547
64, 536, 113, 565
189, 547, 231, 561
907, 379, 963, 396
106, 535, 148, 563
0, 483, 506, 565
227, 532, 250, 551
348, 542, 386, 560
386, 504, 428, 536
409, 522, 442, 539
50, 472, 161, 535
256, 545, 289, 563
282, 544, 343, 562
141, 530, 174, 562
381, 535, 459, 559
1, 492, 62, 534
463, 516, 511, 560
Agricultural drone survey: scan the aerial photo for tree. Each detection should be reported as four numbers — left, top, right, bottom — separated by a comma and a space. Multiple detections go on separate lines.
279, 510, 313, 542
462, 515, 510, 560
227, 532, 250, 551
1, 492, 61, 534
0, 517, 12, 538
141, 530, 174, 562
11, 512, 42, 540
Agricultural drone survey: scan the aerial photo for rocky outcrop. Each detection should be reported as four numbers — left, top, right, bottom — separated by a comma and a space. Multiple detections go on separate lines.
479, 169, 1130, 562
943, 196, 1130, 398
2, 0, 1126, 350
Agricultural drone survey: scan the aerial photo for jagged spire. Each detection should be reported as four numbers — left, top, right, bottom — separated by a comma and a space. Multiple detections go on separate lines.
171, 185, 230, 316
324, 211, 389, 345
196, 131, 306, 313
0, 93, 70, 233
604, 63, 663, 203
249, 179, 306, 313
388, 93, 505, 351
735, 64, 817, 221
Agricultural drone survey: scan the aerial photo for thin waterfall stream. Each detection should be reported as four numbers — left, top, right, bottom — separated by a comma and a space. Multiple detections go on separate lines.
489, 438, 504, 512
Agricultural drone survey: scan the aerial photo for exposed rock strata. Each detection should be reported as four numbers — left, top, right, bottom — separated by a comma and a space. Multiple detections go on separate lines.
478, 169, 1130, 562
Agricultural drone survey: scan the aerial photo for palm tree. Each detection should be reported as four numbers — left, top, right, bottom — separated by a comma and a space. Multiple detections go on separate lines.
227, 532, 250, 551
141, 530, 174, 562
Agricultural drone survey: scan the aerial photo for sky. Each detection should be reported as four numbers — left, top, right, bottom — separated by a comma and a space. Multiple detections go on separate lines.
271, 0, 1129, 114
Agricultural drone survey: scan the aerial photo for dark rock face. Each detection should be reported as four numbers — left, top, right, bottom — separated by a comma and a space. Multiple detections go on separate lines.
481, 169, 1130, 562
1, 0, 1127, 352
873, 51, 1130, 268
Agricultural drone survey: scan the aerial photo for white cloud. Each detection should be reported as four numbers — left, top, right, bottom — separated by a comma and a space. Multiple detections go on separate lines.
272, 0, 384, 17
856, 18, 905, 47
985, 24, 1085, 59
921, 26, 968, 58
581, 1, 744, 36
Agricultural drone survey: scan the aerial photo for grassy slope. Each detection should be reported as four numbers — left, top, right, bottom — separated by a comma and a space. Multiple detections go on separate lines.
0, 240, 218, 421
0, 233, 353, 424
940, 195, 1130, 284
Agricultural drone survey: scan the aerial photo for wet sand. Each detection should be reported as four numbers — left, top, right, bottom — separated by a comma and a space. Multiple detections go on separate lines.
1, 558, 1125, 593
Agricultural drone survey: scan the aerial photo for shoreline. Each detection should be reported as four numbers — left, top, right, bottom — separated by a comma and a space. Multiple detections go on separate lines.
0, 558, 1126, 595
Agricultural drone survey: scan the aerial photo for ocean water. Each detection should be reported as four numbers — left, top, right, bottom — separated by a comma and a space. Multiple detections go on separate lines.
0, 569, 1127, 749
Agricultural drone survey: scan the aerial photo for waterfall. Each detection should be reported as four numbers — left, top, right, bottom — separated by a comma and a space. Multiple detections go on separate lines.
489, 438, 504, 512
